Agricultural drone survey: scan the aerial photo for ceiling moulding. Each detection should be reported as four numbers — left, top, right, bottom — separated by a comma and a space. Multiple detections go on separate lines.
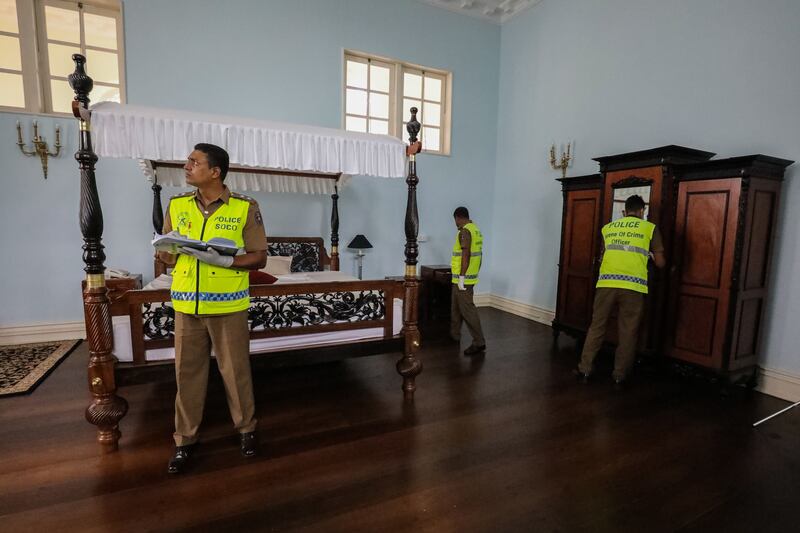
419, 0, 543, 24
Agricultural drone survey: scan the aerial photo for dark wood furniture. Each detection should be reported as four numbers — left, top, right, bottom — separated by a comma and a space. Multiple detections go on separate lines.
420, 264, 452, 322
553, 145, 793, 383
82, 274, 142, 315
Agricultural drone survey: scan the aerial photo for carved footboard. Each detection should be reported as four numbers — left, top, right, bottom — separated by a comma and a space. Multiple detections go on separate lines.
119, 280, 403, 365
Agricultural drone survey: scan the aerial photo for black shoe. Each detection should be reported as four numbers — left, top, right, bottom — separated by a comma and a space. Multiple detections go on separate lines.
240, 431, 258, 457
167, 443, 196, 475
613, 379, 628, 392
463, 344, 486, 356
573, 368, 591, 384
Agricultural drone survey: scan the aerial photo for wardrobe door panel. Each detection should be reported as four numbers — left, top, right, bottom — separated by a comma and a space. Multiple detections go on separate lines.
668, 178, 740, 369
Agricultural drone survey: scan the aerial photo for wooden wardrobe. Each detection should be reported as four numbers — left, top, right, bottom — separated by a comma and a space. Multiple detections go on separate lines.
553, 145, 793, 381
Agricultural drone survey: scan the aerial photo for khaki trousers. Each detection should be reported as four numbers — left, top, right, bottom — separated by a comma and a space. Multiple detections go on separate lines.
578, 288, 645, 382
173, 310, 257, 446
450, 285, 486, 347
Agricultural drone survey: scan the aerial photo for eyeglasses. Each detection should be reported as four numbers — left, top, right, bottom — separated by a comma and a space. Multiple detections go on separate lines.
186, 157, 208, 168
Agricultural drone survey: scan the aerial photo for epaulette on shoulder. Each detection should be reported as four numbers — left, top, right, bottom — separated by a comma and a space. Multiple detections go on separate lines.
231, 192, 258, 205
169, 191, 194, 200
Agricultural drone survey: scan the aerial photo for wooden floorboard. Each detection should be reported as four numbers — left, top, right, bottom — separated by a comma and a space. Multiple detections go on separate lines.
0, 308, 798, 532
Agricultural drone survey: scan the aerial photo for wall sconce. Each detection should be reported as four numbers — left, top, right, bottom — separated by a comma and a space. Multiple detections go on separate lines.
16, 120, 61, 179
549, 141, 572, 179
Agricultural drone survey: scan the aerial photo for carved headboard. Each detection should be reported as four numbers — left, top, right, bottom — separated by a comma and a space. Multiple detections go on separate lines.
268, 237, 330, 272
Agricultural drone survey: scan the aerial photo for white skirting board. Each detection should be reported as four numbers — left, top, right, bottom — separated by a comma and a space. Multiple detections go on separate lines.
0, 321, 86, 345
474, 292, 555, 325
757, 367, 800, 402
4, 308, 800, 402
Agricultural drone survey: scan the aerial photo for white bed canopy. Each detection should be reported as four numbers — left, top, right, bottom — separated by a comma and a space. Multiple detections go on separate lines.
91, 102, 407, 194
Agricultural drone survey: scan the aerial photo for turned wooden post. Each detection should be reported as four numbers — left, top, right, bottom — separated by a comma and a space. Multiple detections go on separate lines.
151, 165, 166, 276
397, 108, 423, 400
69, 54, 128, 452
330, 184, 340, 271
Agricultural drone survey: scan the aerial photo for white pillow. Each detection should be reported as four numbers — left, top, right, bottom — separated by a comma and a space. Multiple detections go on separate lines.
263, 255, 293, 276
142, 274, 173, 291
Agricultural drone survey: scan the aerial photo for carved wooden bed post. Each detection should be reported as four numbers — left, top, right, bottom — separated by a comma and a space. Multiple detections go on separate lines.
397, 108, 423, 400
151, 166, 166, 276
330, 184, 340, 271
69, 54, 128, 452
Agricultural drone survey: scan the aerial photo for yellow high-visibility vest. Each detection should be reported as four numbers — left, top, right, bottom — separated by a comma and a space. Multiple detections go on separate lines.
169, 194, 250, 314
451, 222, 483, 286
597, 216, 655, 294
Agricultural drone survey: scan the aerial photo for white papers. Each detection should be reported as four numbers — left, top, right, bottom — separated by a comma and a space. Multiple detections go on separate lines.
151, 233, 239, 256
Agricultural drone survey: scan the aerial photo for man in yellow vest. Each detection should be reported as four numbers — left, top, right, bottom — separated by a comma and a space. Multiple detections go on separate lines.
158, 143, 267, 474
451, 206, 486, 356
576, 195, 665, 388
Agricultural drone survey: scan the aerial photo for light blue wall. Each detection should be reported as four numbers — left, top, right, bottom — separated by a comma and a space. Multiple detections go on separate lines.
489, 0, 800, 372
0, 0, 500, 326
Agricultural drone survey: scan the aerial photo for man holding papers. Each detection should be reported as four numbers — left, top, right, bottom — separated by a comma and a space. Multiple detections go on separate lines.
157, 143, 267, 474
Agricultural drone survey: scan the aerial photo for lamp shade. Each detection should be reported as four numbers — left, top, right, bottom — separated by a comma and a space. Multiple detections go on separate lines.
347, 234, 373, 249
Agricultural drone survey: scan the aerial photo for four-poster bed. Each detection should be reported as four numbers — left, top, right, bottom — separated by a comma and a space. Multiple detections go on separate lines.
69, 54, 423, 453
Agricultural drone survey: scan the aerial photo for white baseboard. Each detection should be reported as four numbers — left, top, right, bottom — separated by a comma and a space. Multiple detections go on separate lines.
0, 321, 86, 345
475, 292, 555, 326
757, 367, 800, 402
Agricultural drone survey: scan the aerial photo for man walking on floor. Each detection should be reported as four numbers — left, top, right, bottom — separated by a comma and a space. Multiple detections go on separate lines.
451, 206, 487, 356
576, 194, 665, 388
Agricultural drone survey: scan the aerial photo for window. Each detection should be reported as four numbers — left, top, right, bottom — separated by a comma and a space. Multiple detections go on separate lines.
0, 0, 125, 113
344, 51, 451, 155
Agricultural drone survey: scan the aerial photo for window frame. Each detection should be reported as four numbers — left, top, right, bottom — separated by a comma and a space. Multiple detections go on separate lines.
0, 0, 125, 116
342, 54, 396, 138
344, 50, 452, 156
0, 0, 39, 112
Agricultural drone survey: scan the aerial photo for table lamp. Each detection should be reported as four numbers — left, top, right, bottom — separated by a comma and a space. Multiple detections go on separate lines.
347, 234, 373, 279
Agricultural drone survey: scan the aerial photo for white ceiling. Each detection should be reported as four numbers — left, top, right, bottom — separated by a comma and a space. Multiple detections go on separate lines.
419, 0, 542, 24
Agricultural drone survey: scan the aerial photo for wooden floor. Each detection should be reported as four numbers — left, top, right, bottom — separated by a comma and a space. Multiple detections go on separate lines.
1, 309, 798, 532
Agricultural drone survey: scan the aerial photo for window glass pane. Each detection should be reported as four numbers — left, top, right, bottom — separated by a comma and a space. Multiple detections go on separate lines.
369, 92, 389, 119
424, 76, 442, 102
403, 72, 422, 98
346, 59, 367, 89
423, 102, 441, 126
403, 98, 421, 122
370, 64, 390, 93
346, 88, 367, 116
0, 71, 24, 107
345, 115, 367, 133
92, 83, 120, 103
45, 6, 80, 44
0, 35, 21, 70
422, 126, 440, 152
86, 49, 119, 84
48, 43, 81, 77
0, 0, 19, 33
84, 13, 117, 50
369, 119, 388, 135
50, 78, 74, 113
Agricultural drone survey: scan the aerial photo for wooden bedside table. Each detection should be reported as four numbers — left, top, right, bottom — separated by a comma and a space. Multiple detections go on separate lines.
420, 265, 452, 322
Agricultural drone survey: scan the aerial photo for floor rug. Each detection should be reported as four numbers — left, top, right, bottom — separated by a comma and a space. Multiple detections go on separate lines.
0, 340, 81, 397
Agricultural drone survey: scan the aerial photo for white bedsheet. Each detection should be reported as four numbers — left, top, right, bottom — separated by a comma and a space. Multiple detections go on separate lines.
115, 271, 402, 363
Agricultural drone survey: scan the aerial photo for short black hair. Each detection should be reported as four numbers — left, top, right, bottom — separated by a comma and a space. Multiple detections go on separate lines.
453, 206, 470, 219
194, 143, 230, 182
625, 195, 646, 213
